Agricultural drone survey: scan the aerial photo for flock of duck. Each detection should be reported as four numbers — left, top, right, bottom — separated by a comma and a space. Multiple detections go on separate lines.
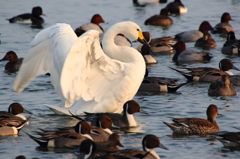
1, 0, 240, 159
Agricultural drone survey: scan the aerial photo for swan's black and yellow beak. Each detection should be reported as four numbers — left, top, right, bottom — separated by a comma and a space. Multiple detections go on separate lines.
137, 31, 151, 48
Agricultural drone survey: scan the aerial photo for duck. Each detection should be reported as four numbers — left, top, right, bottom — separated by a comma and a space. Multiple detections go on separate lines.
54, 113, 114, 143
140, 45, 157, 64
0, 103, 32, 136
144, 8, 173, 27
221, 31, 240, 54
108, 134, 168, 159
164, 0, 188, 14
6, 6, 45, 25
172, 41, 213, 62
175, 21, 213, 42
217, 131, 240, 148
163, 104, 220, 134
208, 75, 236, 96
84, 100, 141, 128
26, 121, 95, 148
0, 51, 23, 74
139, 68, 187, 92
169, 58, 240, 82
75, 14, 105, 37
15, 156, 26, 159
211, 12, 234, 36
133, 0, 168, 7
13, 21, 148, 115
136, 32, 175, 54
194, 32, 217, 48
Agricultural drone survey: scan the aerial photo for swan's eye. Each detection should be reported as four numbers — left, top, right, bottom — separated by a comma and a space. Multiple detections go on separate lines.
137, 29, 140, 31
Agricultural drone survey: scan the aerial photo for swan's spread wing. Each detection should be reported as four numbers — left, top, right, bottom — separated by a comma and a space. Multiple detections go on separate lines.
61, 30, 130, 111
14, 23, 78, 98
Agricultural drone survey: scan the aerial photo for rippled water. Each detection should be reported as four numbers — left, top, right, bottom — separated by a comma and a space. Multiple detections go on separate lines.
0, 0, 240, 158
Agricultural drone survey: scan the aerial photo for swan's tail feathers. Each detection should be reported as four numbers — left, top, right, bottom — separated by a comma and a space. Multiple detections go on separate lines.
44, 104, 71, 115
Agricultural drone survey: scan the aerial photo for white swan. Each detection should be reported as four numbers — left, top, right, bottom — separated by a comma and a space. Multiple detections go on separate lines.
14, 21, 147, 115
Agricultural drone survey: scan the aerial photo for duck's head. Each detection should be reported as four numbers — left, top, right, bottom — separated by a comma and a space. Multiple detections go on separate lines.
123, 100, 141, 114
108, 133, 124, 148
96, 114, 112, 129
227, 31, 236, 41
206, 104, 220, 120
142, 134, 168, 151
8, 103, 32, 115
91, 14, 105, 25
0, 51, 18, 62
199, 21, 213, 32
75, 121, 91, 134
32, 6, 44, 16
78, 139, 97, 158
219, 59, 240, 72
221, 12, 233, 23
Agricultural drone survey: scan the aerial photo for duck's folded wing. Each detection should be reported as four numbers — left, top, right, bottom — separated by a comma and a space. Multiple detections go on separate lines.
14, 23, 78, 97
60, 30, 130, 112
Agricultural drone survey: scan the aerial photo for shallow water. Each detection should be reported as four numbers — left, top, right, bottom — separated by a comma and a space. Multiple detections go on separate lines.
0, 0, 240, 158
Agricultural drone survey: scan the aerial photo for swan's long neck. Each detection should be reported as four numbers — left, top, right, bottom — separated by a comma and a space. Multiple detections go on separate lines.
102, 25, 143, 64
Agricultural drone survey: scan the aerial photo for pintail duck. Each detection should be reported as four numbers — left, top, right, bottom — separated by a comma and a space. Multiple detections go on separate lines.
0, 51, 23, 74
84, 100, 142, 128
164, 0, 187, 14
175, 21, 213, 42
109, 134, 168, 159
0, 103, 32, 136
139, 68, 187, 92
140, 45, 157, 64
6, 6, 45, 25
194, 32, 217, 48
75, 14, 105, 37
137, 32, 174, 54
208, 75, 236, 96
169, 58, 240, 82
172, 41, 213, 62
144, 8, 173, 27
217, 131, 240, 148
26, 121, 94, 148
68, 113, 114, 142
221, 31, 240, 54
163, 104, 220, 134
211, 12, 234, 36
73, 133, 123, 158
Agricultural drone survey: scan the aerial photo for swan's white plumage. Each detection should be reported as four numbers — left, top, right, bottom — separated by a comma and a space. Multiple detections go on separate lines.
14, 22, 146, 115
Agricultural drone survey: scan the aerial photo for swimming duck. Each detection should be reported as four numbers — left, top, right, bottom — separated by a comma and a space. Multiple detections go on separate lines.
139, 68, 187, 92
169, 58, 240, 82
15, 156, 26, 159
0, 51, 23, 74
133, 0, 167, 7
56, 114, 114, 142
172, 41, 213, 62
109, 134, 168, 159
140, 45, 157, 64
0, 103, 31, 136
144, 8, 173, 27
221, 31, 240, 54
14, 21, 148, 115
217, 131, 240, 148
175, 21, 213, 42
208, 75, 236, 96
75, 14, 105, 37
6, 6, 45, 25
164, 0, 188, 14
163, 104, 220, 134
84, 100, 141, 128
211, 12, 234, 36
137, 32, 174, 54
194, 32, 217, 48
26, 121, 94, 148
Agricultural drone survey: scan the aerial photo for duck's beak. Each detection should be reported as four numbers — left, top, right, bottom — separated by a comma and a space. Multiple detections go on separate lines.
137, 31, 151, 48
24, 109, 33, 114
117, 141, 124, 147
159, 143, 169, 150
232, 65, 240, 71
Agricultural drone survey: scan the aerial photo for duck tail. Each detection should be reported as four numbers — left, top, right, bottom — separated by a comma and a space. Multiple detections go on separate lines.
168, 67, 194, 81
167, 82, 188, 92
24, 131, 49, 147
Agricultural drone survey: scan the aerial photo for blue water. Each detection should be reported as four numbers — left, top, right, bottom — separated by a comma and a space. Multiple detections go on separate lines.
0, 0, 240, 158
